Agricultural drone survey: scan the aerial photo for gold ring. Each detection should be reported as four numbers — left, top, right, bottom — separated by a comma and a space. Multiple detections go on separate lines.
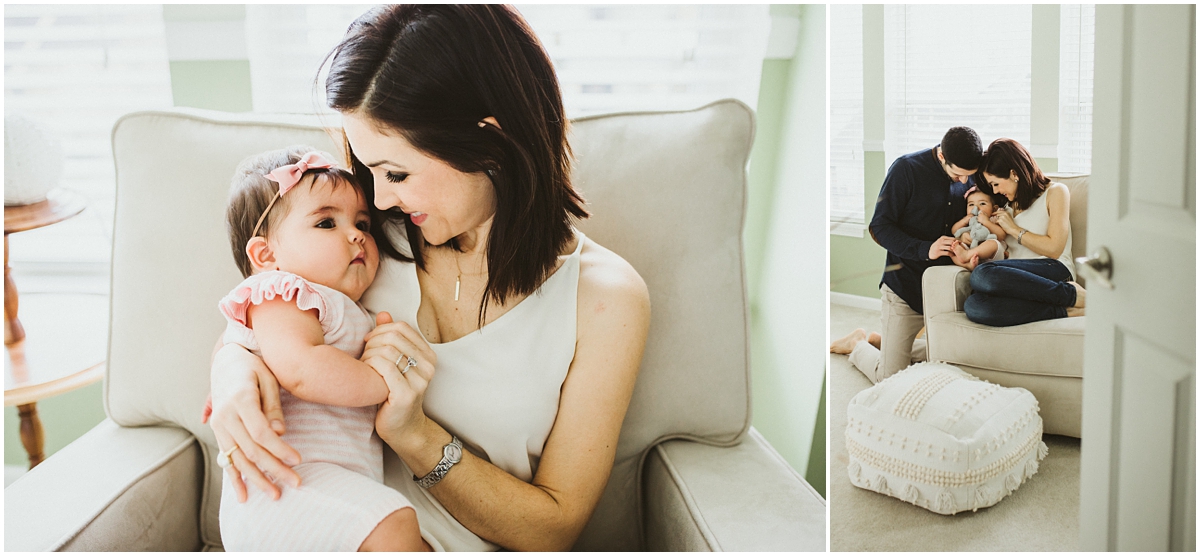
217, 444, 241, 469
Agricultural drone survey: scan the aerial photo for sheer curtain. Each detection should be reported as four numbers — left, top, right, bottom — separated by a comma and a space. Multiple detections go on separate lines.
4, 5, 173, 268
243, 5, 770, 118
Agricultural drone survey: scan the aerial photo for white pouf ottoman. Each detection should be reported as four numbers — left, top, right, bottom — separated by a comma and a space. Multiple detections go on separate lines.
846, 362, 1048, 514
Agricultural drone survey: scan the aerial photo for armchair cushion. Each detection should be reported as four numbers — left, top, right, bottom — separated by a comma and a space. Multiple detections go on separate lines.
643, 428, 826, 551
923, 266, 1086, 379
4, 420, 202, 551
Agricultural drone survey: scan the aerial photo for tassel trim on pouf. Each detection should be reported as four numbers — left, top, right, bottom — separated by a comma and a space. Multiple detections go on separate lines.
845, 421, 1050, 515
936, 489, 957, 514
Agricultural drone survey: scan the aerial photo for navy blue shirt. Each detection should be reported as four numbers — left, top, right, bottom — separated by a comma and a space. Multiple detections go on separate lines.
869, 146, 971, 314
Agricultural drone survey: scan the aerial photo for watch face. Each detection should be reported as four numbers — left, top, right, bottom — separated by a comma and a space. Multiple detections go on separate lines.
444, 443, 463, 463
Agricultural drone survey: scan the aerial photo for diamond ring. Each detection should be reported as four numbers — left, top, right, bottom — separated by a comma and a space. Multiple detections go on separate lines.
395, 355, 418, 375
217, 445, 241, 469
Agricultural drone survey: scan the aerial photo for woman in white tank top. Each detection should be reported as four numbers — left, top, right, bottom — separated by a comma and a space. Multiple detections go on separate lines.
207, 6, 651, 551
963, 138, 1086, 327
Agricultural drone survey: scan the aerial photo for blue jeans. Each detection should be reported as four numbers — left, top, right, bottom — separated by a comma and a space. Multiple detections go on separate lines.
964, 258, 1077, 327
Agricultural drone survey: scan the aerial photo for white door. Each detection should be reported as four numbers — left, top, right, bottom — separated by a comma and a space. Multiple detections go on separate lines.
1079, 5, 1196, 552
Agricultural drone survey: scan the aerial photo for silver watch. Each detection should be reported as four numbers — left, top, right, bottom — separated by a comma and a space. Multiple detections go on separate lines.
414, 436, 462, 488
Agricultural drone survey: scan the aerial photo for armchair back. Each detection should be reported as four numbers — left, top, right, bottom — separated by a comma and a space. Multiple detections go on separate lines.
1046, 172, 1089, 285
107, 101, 755, 550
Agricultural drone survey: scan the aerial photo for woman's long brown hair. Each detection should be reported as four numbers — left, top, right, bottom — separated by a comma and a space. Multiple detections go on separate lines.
978, 138, 1050, 211
323, 5, 588, 325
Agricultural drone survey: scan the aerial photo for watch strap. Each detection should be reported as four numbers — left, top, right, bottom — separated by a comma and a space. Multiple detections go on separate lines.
414, 436, 462, 489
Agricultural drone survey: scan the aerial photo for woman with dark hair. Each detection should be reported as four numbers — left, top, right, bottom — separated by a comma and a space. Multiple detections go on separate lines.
207, 5, 650, 551
964, 138, 1086, 326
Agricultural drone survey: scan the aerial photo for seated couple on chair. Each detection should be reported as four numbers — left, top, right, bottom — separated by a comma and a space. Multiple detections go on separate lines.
831, 126, 1086, 384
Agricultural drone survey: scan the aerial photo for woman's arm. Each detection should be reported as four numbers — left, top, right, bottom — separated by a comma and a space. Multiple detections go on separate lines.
209, 341, 302, 502
993, 184, 1070, 258
249, 299, 388, 407
367, 244, 650, 551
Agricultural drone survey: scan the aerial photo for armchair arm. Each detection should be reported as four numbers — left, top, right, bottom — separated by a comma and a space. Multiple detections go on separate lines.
4, 419, 203, 551
922, 265, 972, 319
642, 428, 826, 551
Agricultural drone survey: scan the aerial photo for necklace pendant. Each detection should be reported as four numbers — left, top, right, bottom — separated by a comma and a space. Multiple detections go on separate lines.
454, 275, 461, 302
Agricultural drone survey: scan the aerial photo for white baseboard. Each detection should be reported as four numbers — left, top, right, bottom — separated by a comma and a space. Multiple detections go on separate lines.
830, 291, 881, 312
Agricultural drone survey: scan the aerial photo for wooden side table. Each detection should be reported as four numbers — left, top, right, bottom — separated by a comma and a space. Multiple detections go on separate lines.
4, 189, 105, 469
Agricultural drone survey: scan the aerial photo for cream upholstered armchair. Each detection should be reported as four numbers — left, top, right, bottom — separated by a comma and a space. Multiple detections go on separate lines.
4, 101, 826, 551
921, 173, 1089, 438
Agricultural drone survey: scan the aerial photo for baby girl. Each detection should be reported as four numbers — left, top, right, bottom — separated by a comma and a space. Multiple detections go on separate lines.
950, 186, 1008, 270
214, 146, 428, 551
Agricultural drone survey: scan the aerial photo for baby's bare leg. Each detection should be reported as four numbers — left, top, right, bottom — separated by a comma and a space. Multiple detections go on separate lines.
965, 240, 999, 262
359, 508, 431, 552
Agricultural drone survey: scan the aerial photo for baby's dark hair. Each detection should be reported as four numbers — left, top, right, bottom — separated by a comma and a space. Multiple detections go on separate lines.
226, 145, 359, 277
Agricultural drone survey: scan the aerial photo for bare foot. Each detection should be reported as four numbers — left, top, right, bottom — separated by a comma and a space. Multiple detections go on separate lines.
868, 332, 881, 349
1068, 281, 1086, 308
831, 328, 867, 354
952, 241, 968, 259
1067, 306, 1086, 318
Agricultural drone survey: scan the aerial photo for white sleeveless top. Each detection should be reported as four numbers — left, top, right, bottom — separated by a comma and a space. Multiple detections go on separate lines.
358, 229, 583, 552
1004, 184, 1076, 280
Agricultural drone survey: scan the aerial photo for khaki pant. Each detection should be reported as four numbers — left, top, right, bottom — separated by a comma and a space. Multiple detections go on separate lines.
848, 284, 927, 383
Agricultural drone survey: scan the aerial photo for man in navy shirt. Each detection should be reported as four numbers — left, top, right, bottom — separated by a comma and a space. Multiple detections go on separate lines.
832, 126, 982, 383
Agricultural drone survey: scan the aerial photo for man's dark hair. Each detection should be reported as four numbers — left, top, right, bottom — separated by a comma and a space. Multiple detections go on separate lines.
940, 126, 983, 170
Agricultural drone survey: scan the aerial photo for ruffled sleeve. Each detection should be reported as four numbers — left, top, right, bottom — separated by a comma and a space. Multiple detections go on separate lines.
219, 271, 329, 329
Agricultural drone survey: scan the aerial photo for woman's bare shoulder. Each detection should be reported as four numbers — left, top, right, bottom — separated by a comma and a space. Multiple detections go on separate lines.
1046, 181, 1070, 198
1045, 181, 1071, 209
576, 236, 650, 329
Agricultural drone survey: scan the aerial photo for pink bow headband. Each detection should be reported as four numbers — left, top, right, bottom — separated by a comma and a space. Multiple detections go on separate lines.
963, 185, 979, 199
251, 152, 336, 238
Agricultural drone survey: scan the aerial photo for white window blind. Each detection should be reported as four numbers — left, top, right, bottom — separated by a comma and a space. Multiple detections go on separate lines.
1058, 4, 1095, 174
4, 5, 173, 268
244, 5, 770, 119
244, 5, 376, 114
516, 5, 770, 117
829, 5, 864, 237
883, 4, 1033, 168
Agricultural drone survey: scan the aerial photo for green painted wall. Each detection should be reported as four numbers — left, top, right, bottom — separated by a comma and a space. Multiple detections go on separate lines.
746, 4, 826, 496
745, 58, 792, 293
5, 383, 106, 466
169, 60, 254, 112
830, 150, 886, 297
804, 375, 826, 495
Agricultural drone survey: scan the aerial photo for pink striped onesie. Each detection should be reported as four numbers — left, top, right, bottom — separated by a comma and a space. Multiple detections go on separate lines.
217, 270, 414, 551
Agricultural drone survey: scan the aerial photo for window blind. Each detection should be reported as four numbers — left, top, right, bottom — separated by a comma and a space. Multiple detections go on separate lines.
244, 5, 375, 114
4, 4, 173, 266
829, 5, 865, 236
1058, 5, 1095, 174
516, 5, 770, 117
244, 5, 770, 119
883, 5, 1033, 168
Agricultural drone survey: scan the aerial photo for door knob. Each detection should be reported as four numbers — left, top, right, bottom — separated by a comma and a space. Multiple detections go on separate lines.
1075, 246, 1114, 290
